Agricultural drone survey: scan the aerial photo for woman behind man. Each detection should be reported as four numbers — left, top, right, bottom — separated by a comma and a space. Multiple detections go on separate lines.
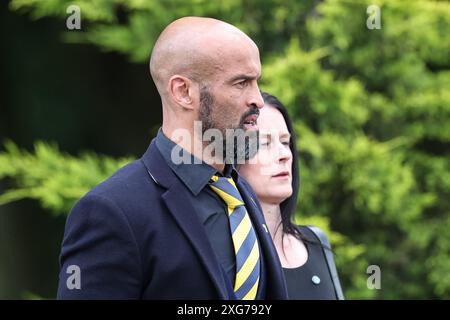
239, 92, 344, 299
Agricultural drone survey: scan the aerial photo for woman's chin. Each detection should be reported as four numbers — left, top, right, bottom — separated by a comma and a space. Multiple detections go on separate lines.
264, 190, 293, 205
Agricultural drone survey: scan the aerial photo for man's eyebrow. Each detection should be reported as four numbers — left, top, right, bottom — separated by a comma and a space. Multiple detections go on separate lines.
229, 73, 262, 83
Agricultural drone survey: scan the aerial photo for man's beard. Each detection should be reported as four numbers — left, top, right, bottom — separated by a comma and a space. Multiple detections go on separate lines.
199, 87, 260, 164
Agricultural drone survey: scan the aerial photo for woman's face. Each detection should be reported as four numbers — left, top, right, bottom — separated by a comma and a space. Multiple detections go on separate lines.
239, 104, 293, 205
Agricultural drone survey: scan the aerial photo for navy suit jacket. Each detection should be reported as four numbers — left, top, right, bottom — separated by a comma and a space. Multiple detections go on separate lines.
57, 139, 288, 299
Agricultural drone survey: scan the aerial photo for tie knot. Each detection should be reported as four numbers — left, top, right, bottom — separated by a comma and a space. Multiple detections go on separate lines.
209, 175, 244, 209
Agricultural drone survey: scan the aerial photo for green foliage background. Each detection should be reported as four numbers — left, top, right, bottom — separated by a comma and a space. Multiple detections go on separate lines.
1, 0, 449, 299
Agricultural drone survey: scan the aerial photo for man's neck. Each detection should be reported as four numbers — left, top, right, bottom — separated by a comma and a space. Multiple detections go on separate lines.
161, 125, 226, 173
201, 141, 226, 173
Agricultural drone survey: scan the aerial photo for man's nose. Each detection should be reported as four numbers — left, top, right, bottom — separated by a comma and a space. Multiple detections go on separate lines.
248, 87, 264, 109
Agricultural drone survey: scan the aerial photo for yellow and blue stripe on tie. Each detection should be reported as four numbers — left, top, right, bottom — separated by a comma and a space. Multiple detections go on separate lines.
209, 175, 261, 300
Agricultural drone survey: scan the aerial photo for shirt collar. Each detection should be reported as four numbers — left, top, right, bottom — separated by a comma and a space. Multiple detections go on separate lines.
155, 128, 237, 195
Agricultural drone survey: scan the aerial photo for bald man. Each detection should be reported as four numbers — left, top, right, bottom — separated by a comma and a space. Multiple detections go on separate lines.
57, 17, 288, 300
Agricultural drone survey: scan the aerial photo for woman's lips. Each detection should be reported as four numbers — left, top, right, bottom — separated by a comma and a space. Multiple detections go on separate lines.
272, 171, 290, 178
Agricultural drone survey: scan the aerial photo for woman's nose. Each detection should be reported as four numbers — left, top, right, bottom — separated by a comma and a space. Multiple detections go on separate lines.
277, 142, 292, 163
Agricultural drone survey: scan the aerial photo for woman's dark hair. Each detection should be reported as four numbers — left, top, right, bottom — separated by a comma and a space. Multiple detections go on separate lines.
260, 92, 302, 241
261, 92, 331, 253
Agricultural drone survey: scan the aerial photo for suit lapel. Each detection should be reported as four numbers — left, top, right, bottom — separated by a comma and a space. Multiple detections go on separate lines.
162, 184, 228, 299
141, 140, 228, 299
236, 178, 274, 256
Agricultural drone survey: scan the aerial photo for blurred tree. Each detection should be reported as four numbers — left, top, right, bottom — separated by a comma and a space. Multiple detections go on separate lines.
1, 0, 449, 298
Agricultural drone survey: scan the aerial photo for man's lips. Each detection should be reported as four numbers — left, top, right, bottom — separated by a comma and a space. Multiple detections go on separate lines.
244, 113, 258, 130
243, 114, 258, 126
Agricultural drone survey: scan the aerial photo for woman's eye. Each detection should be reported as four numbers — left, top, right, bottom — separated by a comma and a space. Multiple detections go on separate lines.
281, 141, 290, 146
260, 141, 269, 147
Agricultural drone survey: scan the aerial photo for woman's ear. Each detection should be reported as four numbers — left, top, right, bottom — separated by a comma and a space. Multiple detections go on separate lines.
167, 75, 195, 110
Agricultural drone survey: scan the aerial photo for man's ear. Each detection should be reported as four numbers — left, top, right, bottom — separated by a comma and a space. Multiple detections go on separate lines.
167, 75, 196, 110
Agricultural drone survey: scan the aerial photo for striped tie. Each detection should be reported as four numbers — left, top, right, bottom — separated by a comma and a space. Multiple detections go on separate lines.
209, 175, 260, 300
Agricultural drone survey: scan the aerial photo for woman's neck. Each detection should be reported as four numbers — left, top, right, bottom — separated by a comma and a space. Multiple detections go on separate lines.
260, 202, 283, 243
260, 200, 309, 268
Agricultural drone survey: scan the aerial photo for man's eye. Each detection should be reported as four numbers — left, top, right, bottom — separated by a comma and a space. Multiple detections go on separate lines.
236, 80, 248, 88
